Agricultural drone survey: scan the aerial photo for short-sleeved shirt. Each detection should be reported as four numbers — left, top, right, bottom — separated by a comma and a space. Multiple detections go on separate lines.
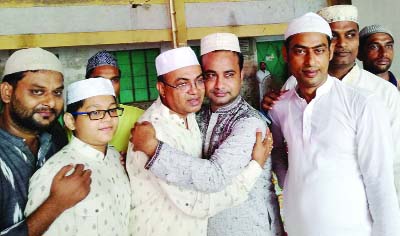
0, 128, 57, 236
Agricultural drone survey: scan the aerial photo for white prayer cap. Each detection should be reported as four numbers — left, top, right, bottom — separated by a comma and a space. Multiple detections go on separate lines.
67, 77, 115, 105
3, 48, 63, 78
200, 33, 241, 56
284, 12, 332, 40
360, 24, 394, 40
317, 5, 358, 24
155, 47, 199, 76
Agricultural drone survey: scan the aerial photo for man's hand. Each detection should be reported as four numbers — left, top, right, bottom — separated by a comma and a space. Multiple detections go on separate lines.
48, 164, 91, 211
130, 121, 159, 157
261, 90, 288, 111
252, 128, 273, 168
26, 164, 91, 236
119, 151, 127, 170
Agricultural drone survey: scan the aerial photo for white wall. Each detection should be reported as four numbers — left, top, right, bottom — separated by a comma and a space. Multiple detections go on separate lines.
0, 0, 326, 35
353, 0, 400, 77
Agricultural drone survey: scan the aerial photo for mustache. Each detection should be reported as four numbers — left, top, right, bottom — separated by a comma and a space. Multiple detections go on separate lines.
334, 49, 351, 53
210, 88, 228, 93
34, 107, 57, 114
376, 57, 391, 61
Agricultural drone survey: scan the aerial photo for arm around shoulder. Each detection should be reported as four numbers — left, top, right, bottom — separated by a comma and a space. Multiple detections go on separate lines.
150, 116, 267, 192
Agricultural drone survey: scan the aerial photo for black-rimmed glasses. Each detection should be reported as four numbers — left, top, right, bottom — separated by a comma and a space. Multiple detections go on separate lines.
161, 78, 205, 92
71, 107, 124, 120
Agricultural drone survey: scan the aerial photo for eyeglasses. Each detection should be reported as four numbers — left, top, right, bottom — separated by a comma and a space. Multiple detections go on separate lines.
161, 78, 205, 92
71, 107, 124, 120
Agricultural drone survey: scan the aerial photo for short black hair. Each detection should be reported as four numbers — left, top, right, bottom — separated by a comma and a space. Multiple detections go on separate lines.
359, 35, 372, 54
284, 35, 332, 51
66, 100, 85, 116
85, 67, 122, 79
157, 75, 164, 82
200, 50, 244, 71
2, 70, 34, 88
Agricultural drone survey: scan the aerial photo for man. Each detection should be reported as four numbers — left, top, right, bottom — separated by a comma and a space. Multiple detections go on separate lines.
131, 33, 282, 236
0, 48, 91, 236
85, 50, 144, 152
264, 5, 400, 204
126, 46, 269, 236
358, 24, 399, 89
256, 61, 272, 103
270, 12, 400, 235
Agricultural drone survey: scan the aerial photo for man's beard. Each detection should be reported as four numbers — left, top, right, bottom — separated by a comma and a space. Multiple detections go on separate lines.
370, 62, 391, 74
10, 97, 60, 133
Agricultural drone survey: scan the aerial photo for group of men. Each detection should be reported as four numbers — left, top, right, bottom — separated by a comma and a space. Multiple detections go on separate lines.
263, 4, 400, 236
1, 3, 400, 236
0, 27, 280, 236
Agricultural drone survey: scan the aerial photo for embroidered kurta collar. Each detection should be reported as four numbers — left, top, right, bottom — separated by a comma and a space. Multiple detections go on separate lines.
212, 95, 242, 114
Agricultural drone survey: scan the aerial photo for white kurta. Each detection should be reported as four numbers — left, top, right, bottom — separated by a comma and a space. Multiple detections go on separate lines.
256, 69, 272, 103
271, 76, 400, 236
126, 98, 262, 236
25, 137, 131, 236
282, 65, 400, 205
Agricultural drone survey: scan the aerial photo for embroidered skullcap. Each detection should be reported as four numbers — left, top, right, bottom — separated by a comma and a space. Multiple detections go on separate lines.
3, 48, 63, 78
155, 47, 199, 76
360, 24, 394, 40
200, 33, 241, 56
317, 5, 358, 24
86, 50, 119, 74
285, 12, 332, 40
67, 77, 115, 105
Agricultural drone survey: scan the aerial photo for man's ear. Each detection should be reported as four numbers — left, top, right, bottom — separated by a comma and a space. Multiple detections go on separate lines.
240, 69, 244, 83
329, 42, 335, 61
64, 113, 76, 131
0, 82, 13, 104
156, 81, 166, 98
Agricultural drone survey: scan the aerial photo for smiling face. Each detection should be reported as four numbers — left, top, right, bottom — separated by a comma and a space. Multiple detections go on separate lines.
157, 65, 205, 118
284, 32, 333, 90
202, 51, 243, 112
65, 95, 118, 152
1, 70, 64, 133
359, 32, 394, 74
329, 21, 359, 71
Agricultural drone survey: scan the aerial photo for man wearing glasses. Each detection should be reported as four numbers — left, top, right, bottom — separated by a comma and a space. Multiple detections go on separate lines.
126, 46, 269, 236
130, 34, 283, 236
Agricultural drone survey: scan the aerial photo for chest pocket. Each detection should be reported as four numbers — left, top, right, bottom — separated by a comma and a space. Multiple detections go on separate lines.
73, 196, 106, 236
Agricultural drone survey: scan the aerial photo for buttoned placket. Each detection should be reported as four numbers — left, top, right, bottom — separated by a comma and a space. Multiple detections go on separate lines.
301, 99, 314, 145
296, 77, 333, 149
